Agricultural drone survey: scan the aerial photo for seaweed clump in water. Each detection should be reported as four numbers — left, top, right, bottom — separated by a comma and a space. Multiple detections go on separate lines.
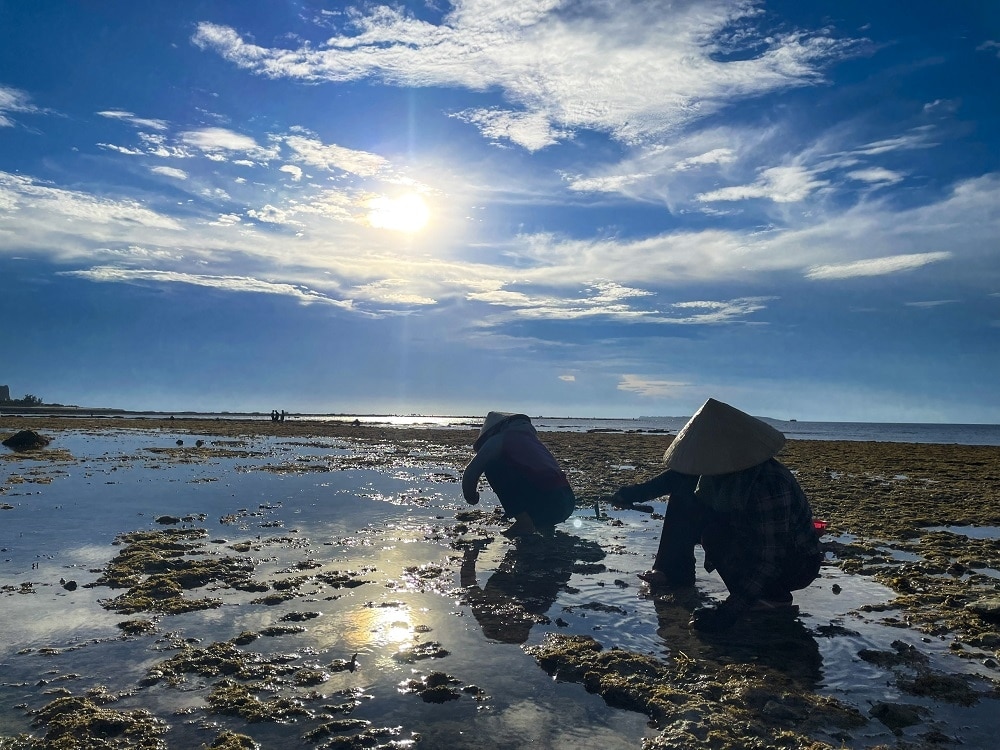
526, 633, 867, 749
89, 528, 256, 615
29, 694, 167, 749
203, 731, 260, 749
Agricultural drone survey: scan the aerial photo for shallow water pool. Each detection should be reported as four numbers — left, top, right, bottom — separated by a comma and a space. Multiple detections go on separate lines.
2, 429, 999, 748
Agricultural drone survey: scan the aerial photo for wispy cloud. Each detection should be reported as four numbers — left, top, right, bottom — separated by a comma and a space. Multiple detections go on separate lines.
192, 2, 862, 149
846, 167, 904, 184
97, 110, 169, 131
60, 267, 355, 309
179, 127, 275, 161
976, 40, 1000, 58
697, 165, 828, 203
0, 84, 40, 127
905, 300, 956, 308
805, 252, 951, 280
617, 374, 689, 398
282, 134, 387, 176
150, 166, 188, 180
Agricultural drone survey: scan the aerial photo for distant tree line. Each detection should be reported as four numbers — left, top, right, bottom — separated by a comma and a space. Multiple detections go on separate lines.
1, 394, 44, 406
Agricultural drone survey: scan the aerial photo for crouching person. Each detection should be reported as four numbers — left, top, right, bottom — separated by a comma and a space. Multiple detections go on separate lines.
462, 412, 576, 538
614, 398, 822, 632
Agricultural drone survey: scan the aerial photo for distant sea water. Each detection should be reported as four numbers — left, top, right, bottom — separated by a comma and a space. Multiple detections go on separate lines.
7, 409, 1000, 447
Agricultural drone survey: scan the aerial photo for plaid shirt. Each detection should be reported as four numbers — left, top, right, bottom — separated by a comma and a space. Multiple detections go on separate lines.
697, 458, 819, 603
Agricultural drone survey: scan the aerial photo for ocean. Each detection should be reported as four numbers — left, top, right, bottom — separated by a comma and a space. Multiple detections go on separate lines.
2, 408, 1000, 445
31, 412, 999, 446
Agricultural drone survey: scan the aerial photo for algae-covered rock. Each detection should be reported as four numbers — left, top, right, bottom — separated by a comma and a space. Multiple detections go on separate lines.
205, 679, 311, 722
967, 597, 1000, 624
203, 730, 260, 749
2, 430, 51, 451
527, 633, 866, 750
31, 695, 167, 749
91, 528, 255, 615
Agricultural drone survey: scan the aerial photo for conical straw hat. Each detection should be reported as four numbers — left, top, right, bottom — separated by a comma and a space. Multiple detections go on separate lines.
663, 398, 785, 476
474, 411, 528, 450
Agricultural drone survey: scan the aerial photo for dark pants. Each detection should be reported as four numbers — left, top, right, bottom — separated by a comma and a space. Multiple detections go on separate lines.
701, 522, 821, 600
655, 483, 820, 598
651, 474, 702, 586
500, 485, 576, 530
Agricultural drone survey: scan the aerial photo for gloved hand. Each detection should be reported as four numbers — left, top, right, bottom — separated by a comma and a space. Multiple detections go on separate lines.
689, 598, 746, 632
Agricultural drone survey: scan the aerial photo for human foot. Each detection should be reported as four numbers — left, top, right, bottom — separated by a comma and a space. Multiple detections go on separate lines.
502, 517, 538, 539
637, 569, 694, 588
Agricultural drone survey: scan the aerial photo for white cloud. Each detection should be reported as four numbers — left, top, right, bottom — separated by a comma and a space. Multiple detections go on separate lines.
97, 110, 169, 131
283, 134, 387, 176
617, 374, 689, 398
0, 85, 40, 126
669, 298, 772, 324
150, 166, 189, 180
0, 171, 182, 234
976, 40, 1000, 58
674, 148, 737, 171
805, 252, 952, 280
193, 2, 862, 149
697, 165, 828, 203
453, 108, 568, 152
846, 167, 903, 184
558, 374, 576, 382
849, 128, 935, 156
179, 127, 276, 162
60, 267, 354, 309
904, 300, 956, 308
280, 164, 303, 181
247, 204, 298, 225
566, 172, 650, 193
352, 279, 436, 306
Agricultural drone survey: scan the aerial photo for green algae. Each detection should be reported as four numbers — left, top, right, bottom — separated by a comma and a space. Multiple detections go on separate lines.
90, 528, 258, 615
30, 695, 167, 750
204, 680, 311, 723
202, 731, 260, 749
116, 620, 156, 636
527, 633, 866, 750
143, 640, 301, 687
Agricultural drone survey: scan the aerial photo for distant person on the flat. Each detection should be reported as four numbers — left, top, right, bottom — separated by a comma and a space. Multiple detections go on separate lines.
462, 412, 576, 538
612, 398, 822, 632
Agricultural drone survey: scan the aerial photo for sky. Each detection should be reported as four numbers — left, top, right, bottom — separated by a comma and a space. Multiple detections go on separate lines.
1, 1, 998, 423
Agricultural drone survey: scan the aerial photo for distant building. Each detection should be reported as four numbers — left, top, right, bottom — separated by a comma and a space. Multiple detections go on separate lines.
0, 385, 9, 402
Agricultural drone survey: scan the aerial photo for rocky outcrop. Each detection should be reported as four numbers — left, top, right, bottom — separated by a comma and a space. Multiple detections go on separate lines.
1, 429, 52, 450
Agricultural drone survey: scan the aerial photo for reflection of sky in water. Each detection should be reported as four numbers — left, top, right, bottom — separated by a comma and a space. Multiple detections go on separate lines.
2, 430, 998, 748
924, 525, 1000, 540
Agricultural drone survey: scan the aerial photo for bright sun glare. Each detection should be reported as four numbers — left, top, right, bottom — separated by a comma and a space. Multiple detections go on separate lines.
367, 193, 430, 233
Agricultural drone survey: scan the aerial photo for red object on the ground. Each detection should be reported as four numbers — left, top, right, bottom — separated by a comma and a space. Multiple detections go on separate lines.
813, 519, 828, 536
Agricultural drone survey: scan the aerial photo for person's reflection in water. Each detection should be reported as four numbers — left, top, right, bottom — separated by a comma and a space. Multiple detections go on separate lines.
460, 532, 604, 644
651, 591, 823, 689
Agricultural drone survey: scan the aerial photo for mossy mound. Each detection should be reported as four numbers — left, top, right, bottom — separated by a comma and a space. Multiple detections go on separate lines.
91, 528, 256, 615
30, 695, 167, 749
527, 634, 866, 750
2, 430, 51, 451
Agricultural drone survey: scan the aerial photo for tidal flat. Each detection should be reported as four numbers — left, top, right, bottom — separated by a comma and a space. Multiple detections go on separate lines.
2, 416, 1000, 749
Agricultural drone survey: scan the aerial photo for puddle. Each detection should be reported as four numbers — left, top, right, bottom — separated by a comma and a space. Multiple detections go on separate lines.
924, 525, 1000, 541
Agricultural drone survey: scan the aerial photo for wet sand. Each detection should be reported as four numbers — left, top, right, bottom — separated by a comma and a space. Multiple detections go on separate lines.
3, 416, 1000, 749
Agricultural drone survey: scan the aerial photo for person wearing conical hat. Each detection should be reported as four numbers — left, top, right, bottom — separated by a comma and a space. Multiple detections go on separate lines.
612, 398, 822, 632
462, 412, 576, 538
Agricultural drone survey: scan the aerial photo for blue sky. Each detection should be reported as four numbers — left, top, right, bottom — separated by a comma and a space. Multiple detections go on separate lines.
1, 1, 998, 422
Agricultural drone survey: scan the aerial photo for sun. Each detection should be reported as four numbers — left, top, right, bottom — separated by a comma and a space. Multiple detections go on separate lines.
366, 193, 430, 233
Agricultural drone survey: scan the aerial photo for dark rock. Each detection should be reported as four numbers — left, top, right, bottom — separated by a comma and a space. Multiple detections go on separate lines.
2, 430, 51, 451
967, 597, 1000, 623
